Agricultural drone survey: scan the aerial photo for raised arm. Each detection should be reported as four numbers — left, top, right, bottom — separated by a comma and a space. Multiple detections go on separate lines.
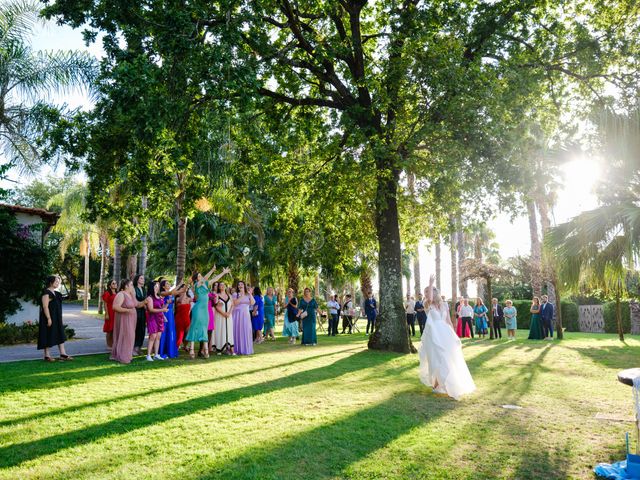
209, 266, 231, 284
203, 265, 217, 281
426, 274, 435, 303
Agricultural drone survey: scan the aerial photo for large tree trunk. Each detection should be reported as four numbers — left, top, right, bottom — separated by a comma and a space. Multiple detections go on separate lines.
536, 197, 557, 307
83, 232, 90, 311
413, 248, 421, 297
405, 275, 411, 297
360, 266, 372, 298
457, 227, 467, 297
435, 239, 441, 292
487, 276, 495, 339
315, 272, 320, 297
450, 231, 457, 316
368, 166, 412, 354
474, 233, 485, 301
287, 259, 299, 294
126, 254, 137, 280
138, 196, 148, 276
616, 287, 625, 341
176, 215, 187, 285
113, 239, 121, 283
97, 234, 107, 315
249, 269, 260, 287
527, 199, 542, 298
553, 278, 564, 340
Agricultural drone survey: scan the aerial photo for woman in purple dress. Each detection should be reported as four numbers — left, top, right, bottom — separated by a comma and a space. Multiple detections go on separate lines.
145, 281, 168, 362
232, 281, 255, 355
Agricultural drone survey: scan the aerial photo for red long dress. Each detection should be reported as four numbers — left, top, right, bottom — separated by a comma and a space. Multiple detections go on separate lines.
102, 290, 117, 333
175, 301, 192, 347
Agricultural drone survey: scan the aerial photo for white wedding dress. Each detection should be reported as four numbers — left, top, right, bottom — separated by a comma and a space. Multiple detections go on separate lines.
418, 302, 476, 400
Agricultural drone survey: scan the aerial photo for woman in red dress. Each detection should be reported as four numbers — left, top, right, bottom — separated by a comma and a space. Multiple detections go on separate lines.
175, 288, 193, 352
102, 279, 118, 348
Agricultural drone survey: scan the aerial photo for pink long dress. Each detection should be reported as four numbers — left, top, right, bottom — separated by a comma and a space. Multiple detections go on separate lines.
208, 292, 216, 331
110, 292, 137, 364
455, 305, 471, 338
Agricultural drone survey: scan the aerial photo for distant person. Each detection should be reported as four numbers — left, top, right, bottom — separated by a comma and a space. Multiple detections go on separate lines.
404, 294, 416, 336
473, 298, 488, 338
504, 300, 517, 340
283, 288, 300, 344
528, 297, 544, 340
364, 291, 378, 335
38, 275, 72, 362
214, 282, 234, 354
491, 298, 503, 339
102, 279, 118, 348
252, 286, 265, 344
263, 287, 277, 341
341, 294, 354, 334
232, 281, 255, 355
133, 274, 147, 356
298, 287, 318, 345
175, 287, 193, 351
459, 298, 474, 339
415, 293, 427, 335
540, 294, 555, 340
327, 294, 340, 336
145, 280, 168, 362
110, 279, 138, 364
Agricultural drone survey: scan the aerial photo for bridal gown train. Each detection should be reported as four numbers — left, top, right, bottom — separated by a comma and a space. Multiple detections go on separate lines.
418, 303, 476, 400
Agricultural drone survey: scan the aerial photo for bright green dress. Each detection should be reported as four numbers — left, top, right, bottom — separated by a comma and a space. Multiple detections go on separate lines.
186, 281, 209, 342
299, 297, 318, 345
263, 294, 276, 333
528, 307, 544, 340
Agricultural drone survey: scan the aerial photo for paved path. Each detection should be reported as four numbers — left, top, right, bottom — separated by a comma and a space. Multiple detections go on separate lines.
0, 304, 112, 363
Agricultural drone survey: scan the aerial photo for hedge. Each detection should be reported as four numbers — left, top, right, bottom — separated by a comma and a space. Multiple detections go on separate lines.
0, 321, 75, 345
603, 301, 631, 334
509, 299, 578, 331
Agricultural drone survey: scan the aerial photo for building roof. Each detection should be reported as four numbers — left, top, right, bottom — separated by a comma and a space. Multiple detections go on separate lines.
0, 203, 59, 224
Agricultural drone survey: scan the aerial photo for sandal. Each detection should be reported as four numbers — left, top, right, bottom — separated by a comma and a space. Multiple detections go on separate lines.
59, 354, 74, 361
44, 356, 55, 362
189, 349, 195, 359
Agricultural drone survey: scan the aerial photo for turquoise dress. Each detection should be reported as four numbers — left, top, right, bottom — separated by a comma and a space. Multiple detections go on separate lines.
504, 306, 517, 330
528, 306, 544, 340
474, 305, 488, 334
186, 281, 209, 342
263, 294, 276, 333
282, 295, 299, 337
299, 297, 318, 345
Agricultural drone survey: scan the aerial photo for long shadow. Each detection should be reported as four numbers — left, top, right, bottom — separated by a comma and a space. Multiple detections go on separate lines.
568, 344, 640, 370
0, 349, 398, 468
194, 390, 457, 480
0, 337, 370, 394
0, 346, 363, 428
493, 344, 553, 401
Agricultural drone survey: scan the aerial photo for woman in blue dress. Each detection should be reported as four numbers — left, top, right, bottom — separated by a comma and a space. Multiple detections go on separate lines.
298, 287, 318, 346
158, 280, 187, 359
282, 287, 299, 344
186, 266, 230, 358
252, 286, 265, 344
473, 298, 489, 339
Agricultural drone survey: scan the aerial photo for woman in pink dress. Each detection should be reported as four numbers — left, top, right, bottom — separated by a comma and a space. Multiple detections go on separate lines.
110, 279, 138, 364
232, 281, 255, 355
145, 281, 169, 362
456, 303, 471, 338
207, 282, 218, 354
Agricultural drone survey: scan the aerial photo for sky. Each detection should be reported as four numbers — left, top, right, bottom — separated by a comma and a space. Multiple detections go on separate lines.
6, 14, 604, 298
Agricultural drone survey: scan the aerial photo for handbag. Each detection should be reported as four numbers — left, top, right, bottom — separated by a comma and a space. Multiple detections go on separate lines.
299, 310, 308, 319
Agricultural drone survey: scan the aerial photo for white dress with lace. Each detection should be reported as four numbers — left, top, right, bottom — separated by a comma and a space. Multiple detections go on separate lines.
418, 302, 476, 400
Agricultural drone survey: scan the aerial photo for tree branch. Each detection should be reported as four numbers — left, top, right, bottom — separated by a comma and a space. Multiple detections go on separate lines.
258, 88, 344, 109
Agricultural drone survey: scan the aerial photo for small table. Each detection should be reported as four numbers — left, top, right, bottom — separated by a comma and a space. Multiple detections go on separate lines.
618, 369, 640, 455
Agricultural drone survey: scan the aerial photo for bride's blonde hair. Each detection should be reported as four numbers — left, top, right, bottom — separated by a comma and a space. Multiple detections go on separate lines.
424, 285, 441, 308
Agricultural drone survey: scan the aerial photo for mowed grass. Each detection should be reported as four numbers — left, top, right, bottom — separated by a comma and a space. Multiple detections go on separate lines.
0, 327, 637, 480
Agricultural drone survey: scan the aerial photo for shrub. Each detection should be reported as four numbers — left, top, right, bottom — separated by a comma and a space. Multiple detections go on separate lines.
603, 301, 631, 334
561, 301, 580, 332
510, 300, 532, 329
0, 321, 75, 345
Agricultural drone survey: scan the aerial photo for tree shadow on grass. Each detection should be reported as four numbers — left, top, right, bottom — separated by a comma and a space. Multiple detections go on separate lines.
194, 390, 457, 480
0, 349, 399, 469
568, 344, 640, 371
0, 346, 364, 428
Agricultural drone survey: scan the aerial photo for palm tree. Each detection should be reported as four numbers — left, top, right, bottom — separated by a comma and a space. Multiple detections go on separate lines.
546, 107, 640, 341
0, 0, 96, 174
48, 183, 99, 311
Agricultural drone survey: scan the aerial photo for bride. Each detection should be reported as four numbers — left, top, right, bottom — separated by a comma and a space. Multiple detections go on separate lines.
418, 274, 476, 400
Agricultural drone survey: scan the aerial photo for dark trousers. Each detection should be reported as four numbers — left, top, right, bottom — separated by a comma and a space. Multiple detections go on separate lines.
366, 315, 376, 334
542, 317, 554, 338
134, 310, 146, 348
417, 315, 427, 335
493, 317, 502, 338
329, 314, 339, 335
406, 313, 416, 336
462, 317, 474, 338
341, 316, 352, 334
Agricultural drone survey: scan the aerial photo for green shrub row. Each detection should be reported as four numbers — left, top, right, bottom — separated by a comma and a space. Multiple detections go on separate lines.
0, 321, 75, 345
603, 301, 631, 334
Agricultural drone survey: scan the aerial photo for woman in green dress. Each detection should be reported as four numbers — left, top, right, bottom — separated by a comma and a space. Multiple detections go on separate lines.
186, 266, 230, 358
263, 287, 277, 341
527, 297, 544, 340
298, 287, 318, 346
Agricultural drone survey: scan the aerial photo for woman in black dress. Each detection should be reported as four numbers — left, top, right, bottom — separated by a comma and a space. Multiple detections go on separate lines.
38, 275, 72, 362
133, 274, 147, 355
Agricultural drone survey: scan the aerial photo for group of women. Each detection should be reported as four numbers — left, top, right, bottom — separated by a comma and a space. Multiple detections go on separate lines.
454, 298, 518, 340
99, 267, 320, 364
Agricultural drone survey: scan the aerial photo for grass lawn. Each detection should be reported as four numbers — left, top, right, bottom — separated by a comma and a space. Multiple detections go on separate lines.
0, 330, 637, 479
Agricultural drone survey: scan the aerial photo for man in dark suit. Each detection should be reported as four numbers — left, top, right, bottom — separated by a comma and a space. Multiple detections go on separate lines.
540, 294, 555, 339
491, 298, 504, 339
364, 291, 377, 335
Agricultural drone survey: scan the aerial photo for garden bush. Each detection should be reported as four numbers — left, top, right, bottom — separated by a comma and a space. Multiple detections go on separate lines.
603, 301, 631, 334
0, 321, 75, 345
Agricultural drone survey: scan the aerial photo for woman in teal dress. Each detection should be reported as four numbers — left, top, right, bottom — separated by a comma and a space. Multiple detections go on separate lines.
298, 287, 318, 346
473, 298, 489, 338
186, 266, 230, 358
282, 288, 300, 344
263, 287, 276, 341
504, 300, 518, 340
528, 297, 544, 340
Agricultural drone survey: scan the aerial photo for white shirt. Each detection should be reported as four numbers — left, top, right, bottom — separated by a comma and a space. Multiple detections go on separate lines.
327, 300, 339, 314
404, 300, 415, 314
460, 305, 474, 317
